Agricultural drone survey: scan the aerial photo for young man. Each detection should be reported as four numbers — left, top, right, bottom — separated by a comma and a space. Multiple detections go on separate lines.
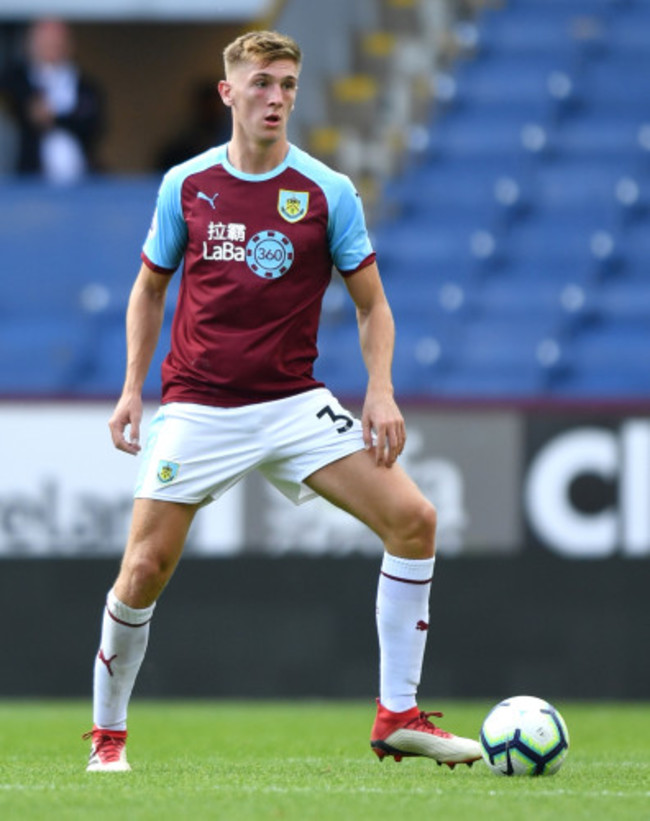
85, 30, 481, 772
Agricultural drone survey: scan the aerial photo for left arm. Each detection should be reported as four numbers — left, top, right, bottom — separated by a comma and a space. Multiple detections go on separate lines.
344, 262, 406, 468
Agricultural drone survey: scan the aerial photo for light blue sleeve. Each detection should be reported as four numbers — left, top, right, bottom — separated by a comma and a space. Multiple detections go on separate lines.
141, 166, 188, 272
327, 174, 375, 273
289, 146, 374, 273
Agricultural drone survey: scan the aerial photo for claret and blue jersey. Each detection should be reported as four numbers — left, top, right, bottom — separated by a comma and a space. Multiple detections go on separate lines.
142, 143, 375, 407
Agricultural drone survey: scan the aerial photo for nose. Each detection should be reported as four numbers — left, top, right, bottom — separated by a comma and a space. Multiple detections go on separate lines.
268, 82, 283, 105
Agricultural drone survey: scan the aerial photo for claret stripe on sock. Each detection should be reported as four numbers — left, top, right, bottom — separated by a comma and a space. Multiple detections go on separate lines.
106, 607, 153, 628
380, 571, 434, 585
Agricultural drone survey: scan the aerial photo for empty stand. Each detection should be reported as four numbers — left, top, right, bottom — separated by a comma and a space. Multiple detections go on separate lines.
2, 0, 649, 401
374, 0, 650, 399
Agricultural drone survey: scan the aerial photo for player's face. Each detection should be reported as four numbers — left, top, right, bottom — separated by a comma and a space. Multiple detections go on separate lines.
222, 59, 299, 145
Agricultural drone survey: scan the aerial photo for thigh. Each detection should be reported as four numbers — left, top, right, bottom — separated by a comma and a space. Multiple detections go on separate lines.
304, 448, 433, 544
135, 403, 263, 505
114, 498, 200, 607
259, 388, 365, 504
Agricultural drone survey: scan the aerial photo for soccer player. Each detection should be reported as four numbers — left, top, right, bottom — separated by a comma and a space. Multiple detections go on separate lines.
85, 30, 481, 772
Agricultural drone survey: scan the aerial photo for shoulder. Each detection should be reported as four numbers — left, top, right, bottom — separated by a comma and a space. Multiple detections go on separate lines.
288, 145, 355, 199
157, 144, 228, 204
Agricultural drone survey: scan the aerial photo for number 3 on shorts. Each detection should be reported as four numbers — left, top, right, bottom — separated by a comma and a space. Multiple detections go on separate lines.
317, 404, 353, 434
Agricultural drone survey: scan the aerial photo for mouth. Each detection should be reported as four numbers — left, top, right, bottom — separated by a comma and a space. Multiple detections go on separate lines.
264, 113, 282, 126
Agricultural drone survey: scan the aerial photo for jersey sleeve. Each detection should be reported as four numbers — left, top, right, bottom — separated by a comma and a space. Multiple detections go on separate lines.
141, 167, 188, 272
327, 175, 375, 275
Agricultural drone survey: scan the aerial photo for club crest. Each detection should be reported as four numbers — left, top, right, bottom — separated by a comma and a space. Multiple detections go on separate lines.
278, 189, 309, 223
157, 460, 180, 483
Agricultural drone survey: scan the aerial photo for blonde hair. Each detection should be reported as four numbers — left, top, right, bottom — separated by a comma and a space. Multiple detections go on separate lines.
223, 30, 302, 75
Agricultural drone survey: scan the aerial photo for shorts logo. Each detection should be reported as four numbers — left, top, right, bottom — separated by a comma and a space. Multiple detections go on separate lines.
246, 230, 294, 279
278, 190, 309, 223
157, 460, 180, 483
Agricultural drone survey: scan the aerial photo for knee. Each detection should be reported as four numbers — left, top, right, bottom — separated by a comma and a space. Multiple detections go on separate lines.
412, 498, 438, 557
116, 550, 174, 607
386, 496, 437, 560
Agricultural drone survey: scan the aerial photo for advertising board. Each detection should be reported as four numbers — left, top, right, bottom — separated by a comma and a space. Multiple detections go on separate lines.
3, 402, 650, 559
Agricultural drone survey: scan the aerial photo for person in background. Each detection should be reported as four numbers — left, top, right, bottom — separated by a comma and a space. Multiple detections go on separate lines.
1, 18, 105, 184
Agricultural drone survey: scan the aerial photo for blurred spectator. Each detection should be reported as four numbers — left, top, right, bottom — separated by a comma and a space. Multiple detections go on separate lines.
0, 102, 18, 176
1, 19, 105, 184
154, 78, 230, 169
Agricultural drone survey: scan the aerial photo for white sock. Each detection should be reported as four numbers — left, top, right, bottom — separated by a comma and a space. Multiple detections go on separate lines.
93, 589, 155, 731
376, 553, 435, 713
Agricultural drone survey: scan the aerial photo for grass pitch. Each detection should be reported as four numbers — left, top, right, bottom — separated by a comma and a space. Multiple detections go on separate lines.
0, 700, 648, 820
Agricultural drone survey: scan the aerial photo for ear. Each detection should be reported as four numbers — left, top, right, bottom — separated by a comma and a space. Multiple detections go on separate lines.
218, 79, 233, 108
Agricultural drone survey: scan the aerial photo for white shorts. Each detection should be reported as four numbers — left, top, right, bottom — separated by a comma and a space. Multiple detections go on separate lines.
134, 388, 365, 506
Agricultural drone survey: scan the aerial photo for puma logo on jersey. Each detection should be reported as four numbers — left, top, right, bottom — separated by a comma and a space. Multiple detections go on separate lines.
197, 191, 219, 210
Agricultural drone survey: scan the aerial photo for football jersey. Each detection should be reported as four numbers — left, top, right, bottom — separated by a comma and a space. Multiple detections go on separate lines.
142, 143, 375, 407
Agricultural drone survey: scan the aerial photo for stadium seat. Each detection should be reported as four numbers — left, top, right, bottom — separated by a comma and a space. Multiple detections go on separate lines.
0, 318, 93, 394
559, 321, 650, 396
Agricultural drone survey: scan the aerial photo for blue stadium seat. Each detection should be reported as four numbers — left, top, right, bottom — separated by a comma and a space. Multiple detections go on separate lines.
476, 1, 607, 52
609, 4, 650, 50
314, 325, 368, 396
576, 56, 650, 109
559, 321, 650, 396
529, 158, 625, 208
0, 317, 93, 393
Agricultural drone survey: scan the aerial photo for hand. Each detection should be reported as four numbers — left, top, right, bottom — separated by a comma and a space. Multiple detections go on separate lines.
108, 391, 143, 455
28, 94, 55, 129
361, 388, 406, 468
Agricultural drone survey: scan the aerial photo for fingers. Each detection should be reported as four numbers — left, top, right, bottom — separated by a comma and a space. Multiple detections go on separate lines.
373, 420, 406, 468
109, 422, 141, 455
128, 414, 141, 452
362, 415, 373, 452
374, 424, 388, 466
121, 432, 141, 456
387, 421, 406, 467
108, 408, 142, 455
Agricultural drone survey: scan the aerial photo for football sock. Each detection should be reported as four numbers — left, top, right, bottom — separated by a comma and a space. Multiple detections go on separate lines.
376, 552, 435, 714
92, 588, 155, 731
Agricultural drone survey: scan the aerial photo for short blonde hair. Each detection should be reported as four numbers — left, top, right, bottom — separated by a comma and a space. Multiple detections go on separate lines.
223, 30, 302, 75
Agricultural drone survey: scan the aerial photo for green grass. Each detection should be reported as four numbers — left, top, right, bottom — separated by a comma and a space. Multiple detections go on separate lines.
0, 700, 649, 820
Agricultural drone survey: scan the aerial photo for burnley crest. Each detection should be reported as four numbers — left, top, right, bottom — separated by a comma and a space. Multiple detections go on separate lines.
278, 189, 309, 223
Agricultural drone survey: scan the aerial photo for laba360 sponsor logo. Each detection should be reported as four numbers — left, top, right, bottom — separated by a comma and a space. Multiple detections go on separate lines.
202, 241, 245, 261
202, 220, 247, 262
201, 220, 294, 279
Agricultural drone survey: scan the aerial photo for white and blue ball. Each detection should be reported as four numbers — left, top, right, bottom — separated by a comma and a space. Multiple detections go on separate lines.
480, 695, 569, 776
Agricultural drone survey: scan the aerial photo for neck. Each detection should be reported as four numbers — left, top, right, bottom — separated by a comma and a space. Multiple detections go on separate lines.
226, 135, 289, 175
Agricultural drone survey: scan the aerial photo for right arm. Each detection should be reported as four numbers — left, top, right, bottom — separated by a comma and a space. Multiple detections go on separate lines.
108, 261, 171, 454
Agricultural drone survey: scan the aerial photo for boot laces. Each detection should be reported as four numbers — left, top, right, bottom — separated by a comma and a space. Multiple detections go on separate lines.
83, 729, 126, 762
407, 710, 453, 738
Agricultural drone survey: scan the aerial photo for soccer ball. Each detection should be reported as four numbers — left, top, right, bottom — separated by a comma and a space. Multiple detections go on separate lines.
480, 695, 569, 776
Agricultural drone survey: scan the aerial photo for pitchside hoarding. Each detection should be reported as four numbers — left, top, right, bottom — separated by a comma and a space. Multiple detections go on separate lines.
525, 414, 650, 558
1, 402, 649, 559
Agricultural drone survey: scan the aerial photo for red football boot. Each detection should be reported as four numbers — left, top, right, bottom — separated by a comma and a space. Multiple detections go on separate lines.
371, 700, 482, 768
